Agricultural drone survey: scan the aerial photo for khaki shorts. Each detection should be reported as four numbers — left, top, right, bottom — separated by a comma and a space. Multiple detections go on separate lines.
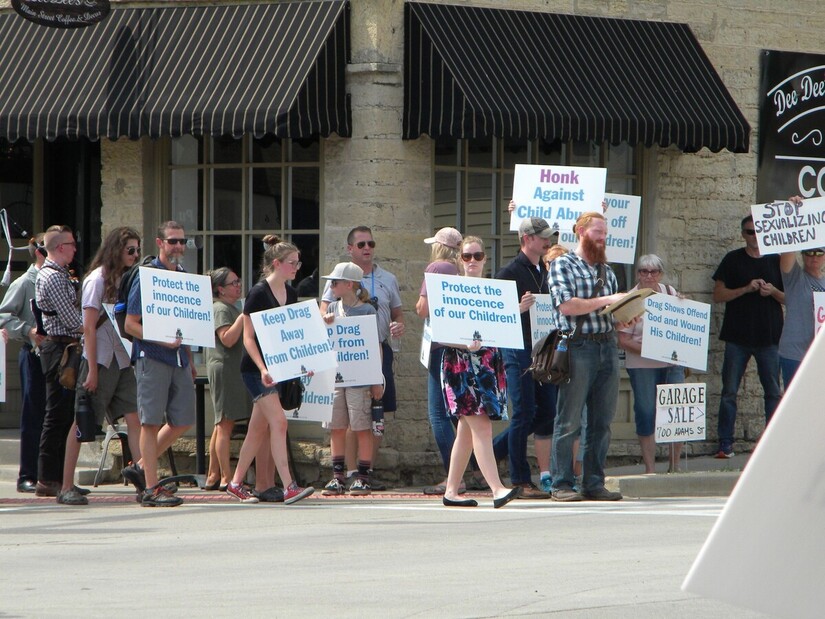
134, 357, 195, 427
330, 387, 371, 432
75, 359, 137, 425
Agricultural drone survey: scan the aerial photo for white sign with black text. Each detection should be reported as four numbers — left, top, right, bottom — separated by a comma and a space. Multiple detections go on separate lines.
751, 196, 825, 255
641, 294, 711, 371
655, 383, 706, 443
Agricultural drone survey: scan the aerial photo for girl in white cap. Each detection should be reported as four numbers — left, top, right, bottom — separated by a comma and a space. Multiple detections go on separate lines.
320, 262, 383, 496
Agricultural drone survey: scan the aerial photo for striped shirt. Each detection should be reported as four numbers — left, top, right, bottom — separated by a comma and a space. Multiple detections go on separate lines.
34, 259, 82, 337
549, 252, 618, 335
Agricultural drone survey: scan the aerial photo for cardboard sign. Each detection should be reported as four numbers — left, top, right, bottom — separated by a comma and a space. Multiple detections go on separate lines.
510, 164, 606, 232
419, 318, 432, 368
654, 383, 706, 443
285, 369, 334, 424
751, 197, 825, 254
641, 294, 710, 371
325, 315, 382, 387
249, 299, 336, 382
683, 325, 825, 617
138, 268, 215, 348
529, 294, 554, 350
424, 273, 523, 349
556, 193, 641, 265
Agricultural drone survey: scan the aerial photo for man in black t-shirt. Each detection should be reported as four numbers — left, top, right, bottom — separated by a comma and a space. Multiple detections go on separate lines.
712, 215, 784, 458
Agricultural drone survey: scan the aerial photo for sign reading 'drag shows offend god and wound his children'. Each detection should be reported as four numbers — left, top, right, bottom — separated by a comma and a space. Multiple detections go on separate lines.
138, 268, 215, 348
424, 273, 522, 349
510, 164, 607, 232
751, 196, 825, 254
250, 299, 336, 383
641, 293, 711, 371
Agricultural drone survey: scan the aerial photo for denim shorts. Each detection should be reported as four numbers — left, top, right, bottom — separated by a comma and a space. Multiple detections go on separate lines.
241, 371, 280, 403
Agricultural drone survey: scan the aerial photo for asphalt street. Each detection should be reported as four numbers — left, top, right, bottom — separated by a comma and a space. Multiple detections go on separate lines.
0, 493, 767, 618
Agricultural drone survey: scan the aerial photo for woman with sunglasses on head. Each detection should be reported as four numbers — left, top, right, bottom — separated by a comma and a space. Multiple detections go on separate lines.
225, 235, 314, 504
58, 227, 143, 505
617, 255, 686, 474
779, 197, 825, 387
441, 237, 521, 508
203, 268, 257, 493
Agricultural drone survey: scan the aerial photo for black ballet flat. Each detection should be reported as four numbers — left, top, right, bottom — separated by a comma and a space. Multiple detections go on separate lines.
443, 496, 478, 507
493, 486, 522, 509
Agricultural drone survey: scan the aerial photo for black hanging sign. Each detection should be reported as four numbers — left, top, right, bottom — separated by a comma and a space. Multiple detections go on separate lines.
12, 0, 111, 29
757, 50, 825, 202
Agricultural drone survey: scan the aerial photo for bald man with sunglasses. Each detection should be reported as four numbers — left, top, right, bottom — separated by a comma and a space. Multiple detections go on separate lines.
712, 214, 785, 459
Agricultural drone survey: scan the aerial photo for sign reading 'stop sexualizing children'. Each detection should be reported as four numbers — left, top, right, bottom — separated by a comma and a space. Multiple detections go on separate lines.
424, 273, 522, 349
138, 268, 215, 348
249, 299, 336, 382
510, 164, 607, 232
751, 196, 825, 254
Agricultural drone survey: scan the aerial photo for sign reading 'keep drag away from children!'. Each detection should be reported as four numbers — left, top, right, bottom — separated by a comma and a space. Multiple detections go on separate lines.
325, 315, 382, 387
286, 369, 335, 424
138, 268, 215, 348
424, 273, 522, 349
250, 299, 336, 382
510, 164, 607, 232
751, 196, 825, 254
641, 293, 711, 371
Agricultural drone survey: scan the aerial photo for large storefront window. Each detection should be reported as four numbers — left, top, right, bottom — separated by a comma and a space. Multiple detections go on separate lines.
168, 135, 320, 288
434, 137, 640, 286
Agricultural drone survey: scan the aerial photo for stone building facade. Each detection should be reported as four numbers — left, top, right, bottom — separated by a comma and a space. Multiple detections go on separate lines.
1, 0, 823, 482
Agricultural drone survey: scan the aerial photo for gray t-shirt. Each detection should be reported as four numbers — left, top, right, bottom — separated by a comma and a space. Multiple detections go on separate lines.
778, 261, 825, 361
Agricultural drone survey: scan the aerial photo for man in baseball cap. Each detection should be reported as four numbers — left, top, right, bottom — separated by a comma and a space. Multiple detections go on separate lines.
518, 217, 558, 240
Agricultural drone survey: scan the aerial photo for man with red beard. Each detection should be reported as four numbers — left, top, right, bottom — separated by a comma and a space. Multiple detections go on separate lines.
548, 211, 633, 501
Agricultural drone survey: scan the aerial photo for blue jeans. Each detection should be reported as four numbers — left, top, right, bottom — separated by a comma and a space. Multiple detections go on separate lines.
717, 342, 781, 451
779, 356, 801, 389
428, 348, 455, 473
551, 336, 618, 494
626, 366, 685, 436
492, 348, 556, 485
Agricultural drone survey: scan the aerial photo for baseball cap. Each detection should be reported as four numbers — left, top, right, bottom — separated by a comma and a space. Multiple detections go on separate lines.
518, 217, 557, 239
321, 262, 364, 282
424, 227, 463, 250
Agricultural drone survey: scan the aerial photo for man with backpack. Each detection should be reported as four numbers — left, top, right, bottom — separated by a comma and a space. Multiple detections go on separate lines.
123, 221, 196, 507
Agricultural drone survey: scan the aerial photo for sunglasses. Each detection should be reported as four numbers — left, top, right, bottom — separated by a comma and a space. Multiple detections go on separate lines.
742, 229, 756, 236
638, 269, 661, 276
802, 250, 825, 257
355, 240, 376, 249
164, 238, 188, 246
461, 251, 485, 262
125, 246, 141, 256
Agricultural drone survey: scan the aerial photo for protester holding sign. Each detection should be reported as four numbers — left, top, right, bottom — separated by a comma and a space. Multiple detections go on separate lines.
778, 197, 825, 386
441, 237, 520, 509
320, 262, 382, 497
204, 268, 254, 494
618, 255, 685, 474
225, 236, 314, 505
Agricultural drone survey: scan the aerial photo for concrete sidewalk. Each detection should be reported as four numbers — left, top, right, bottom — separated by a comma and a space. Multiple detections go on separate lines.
0, 428, 749, 502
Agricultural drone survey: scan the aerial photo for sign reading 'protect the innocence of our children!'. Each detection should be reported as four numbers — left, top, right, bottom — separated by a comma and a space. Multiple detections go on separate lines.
325, 315, 382, 387
138, 268, 215, 348
751, 196, 825, 254
424, 273, 523, 349
641, 293, 711, 371
249, 299, 336, 382
529, 294, 554, 350
286, 369, 335, 424
557, 193, 641, 265
655, 383, 706, 443
510, 164, 607, 232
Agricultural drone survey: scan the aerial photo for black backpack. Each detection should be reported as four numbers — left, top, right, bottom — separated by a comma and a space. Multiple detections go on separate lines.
114, 255, 156, 341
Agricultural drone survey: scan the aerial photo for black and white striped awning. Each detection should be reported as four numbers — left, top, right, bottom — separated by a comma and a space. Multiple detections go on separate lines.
404, 2, 749, 153
0, 1, 350, 141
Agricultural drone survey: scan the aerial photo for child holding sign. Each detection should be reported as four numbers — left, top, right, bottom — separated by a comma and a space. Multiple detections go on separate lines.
319, 262, 383, 496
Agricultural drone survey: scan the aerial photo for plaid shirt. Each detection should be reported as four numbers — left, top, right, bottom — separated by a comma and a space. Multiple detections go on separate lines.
549, 252, 618, 334
34, 259, 82, 337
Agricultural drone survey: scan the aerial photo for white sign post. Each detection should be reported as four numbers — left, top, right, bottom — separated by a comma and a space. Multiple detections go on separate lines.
138, 268, 215, 348
654, 383, 706, 443
286, 369, 335, 424
528, 293, 554, 350
249, 299, 336, 382
641, 294, 711, 371
510, 164, 607, 232
325, 315, 382, 387
751, 196, 825, 254
424, 273, 523, 349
